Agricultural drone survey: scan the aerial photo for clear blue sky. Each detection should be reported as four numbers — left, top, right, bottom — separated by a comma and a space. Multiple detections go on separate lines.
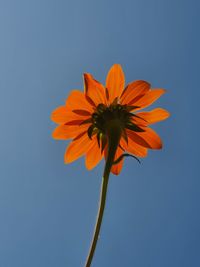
0, 0, 199, 266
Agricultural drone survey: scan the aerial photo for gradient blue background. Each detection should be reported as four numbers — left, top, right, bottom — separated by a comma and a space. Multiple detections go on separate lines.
0, 0, 199, 266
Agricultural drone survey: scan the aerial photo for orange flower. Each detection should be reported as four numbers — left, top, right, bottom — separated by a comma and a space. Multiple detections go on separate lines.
51, 64, 170, 175
51, 64, 170, 267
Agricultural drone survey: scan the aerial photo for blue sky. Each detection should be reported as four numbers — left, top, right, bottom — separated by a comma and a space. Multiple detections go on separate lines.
0, 0, 199, 266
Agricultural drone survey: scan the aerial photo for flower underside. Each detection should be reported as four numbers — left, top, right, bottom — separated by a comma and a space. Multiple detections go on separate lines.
82, 99, 145, 154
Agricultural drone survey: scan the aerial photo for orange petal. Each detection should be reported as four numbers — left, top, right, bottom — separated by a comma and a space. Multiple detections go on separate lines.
120, 80, 150, 105
52, 124, 88, 140
84, 74, 106, 106
72, 109, 91, 116
136, 108, 170, 124
130, 89, 166, 110
111, 146, 124, 175
126, 129, 151, 148
64, 132, 94, 163
65, 90, 93, 112
106, 64, 125, 103
121, 136, 148, 157
51, 106, 81, 124
131, 115, 148, 127
65, 120, 86, 126
127, 128, 162, 149
85, 138, 103, 170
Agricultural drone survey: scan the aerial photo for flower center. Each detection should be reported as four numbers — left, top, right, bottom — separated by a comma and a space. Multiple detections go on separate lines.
86, 101, 145, 151
92, 103, 130, 133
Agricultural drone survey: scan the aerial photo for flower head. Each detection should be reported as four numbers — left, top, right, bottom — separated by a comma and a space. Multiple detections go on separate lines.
51, 64, 170, 175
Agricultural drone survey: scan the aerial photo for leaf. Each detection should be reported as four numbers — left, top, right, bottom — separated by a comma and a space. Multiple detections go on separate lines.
112, 153, 141, 165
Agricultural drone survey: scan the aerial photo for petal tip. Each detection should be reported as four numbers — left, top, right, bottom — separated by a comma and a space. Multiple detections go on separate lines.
85, 164, 93, 171
83, 73, 90, 79
113, 63, 122, 68
52, 130, 57, 139
111, 169, 122, 175
109, 63, 123, 73
156, 141, 163, 150
64, 155, 71, 164
160, 89, 167, 94
166, 110, 171, 118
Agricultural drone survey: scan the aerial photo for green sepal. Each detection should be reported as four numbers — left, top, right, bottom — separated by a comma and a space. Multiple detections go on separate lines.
101, 135, 107, 154
97, 132, 101, 148
111, 97, 119, 106
87, 125, 95, 139
128, 113, 147, 122
125, 105, 140, 111
80, 118, 92, 125
122, 129, 128, 144
96, 104, 106, 113
126, 123, 145, 132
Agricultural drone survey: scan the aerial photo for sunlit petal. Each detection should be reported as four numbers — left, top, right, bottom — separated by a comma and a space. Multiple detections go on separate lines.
106, 64, 125, 103
137, 108, 170, 124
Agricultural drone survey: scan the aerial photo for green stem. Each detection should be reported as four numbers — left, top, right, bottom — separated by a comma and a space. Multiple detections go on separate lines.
84, 122, 121, 267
